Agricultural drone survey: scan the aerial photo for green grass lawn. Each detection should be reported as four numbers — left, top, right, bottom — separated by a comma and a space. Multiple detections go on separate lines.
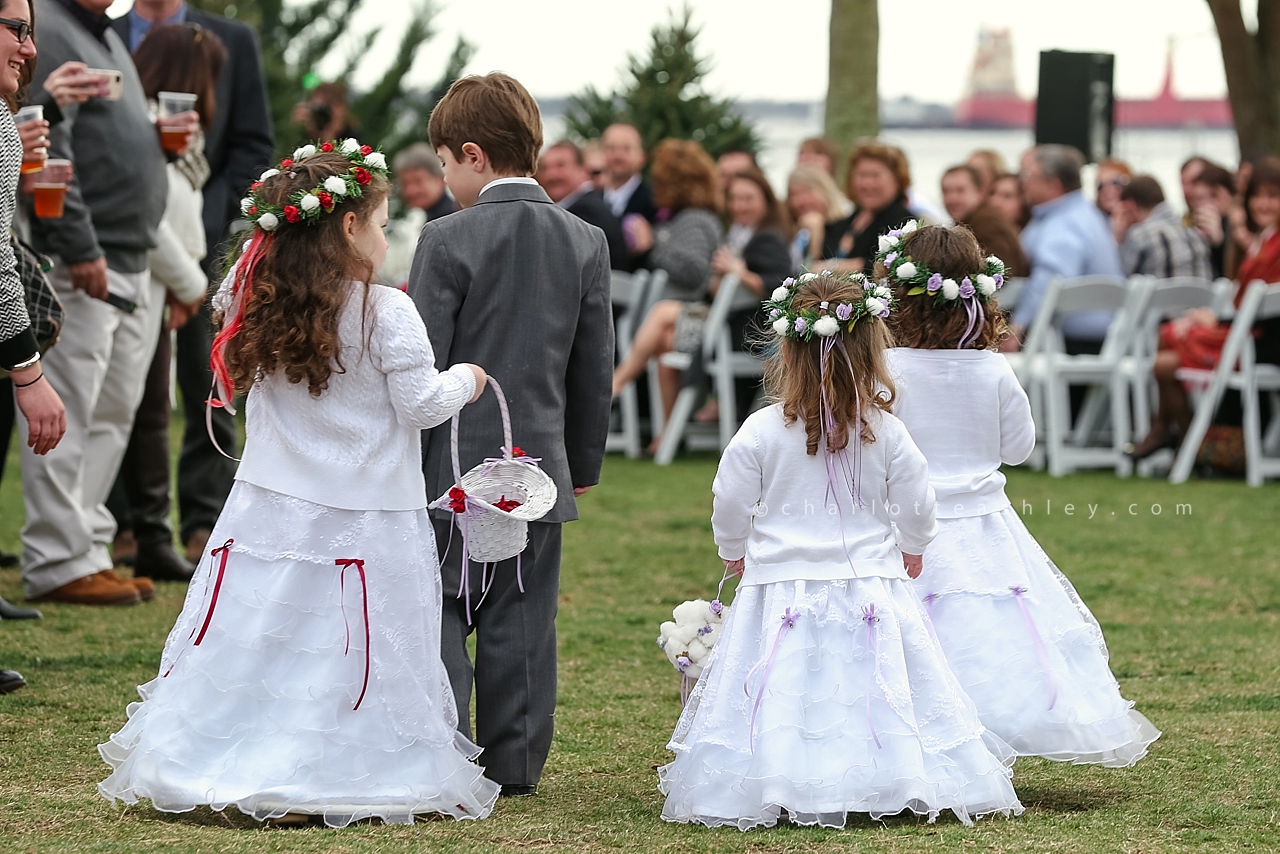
0, 441, 1277, 852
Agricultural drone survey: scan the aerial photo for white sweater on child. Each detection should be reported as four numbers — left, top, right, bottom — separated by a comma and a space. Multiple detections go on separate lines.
230, 284, 476, 512
712, 403, 938, 585
885, 348, 1034, 518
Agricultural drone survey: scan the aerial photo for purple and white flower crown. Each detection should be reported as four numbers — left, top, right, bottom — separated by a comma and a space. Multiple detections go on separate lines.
874, 219, 1006, 304
763, 269, 897, 343
238, 138, 389, 233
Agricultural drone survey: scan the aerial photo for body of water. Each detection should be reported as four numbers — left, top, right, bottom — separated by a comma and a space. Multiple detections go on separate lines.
544, 110, 1240, 214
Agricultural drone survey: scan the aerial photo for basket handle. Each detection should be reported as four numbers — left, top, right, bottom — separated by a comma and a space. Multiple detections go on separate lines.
450, 376, 514, 487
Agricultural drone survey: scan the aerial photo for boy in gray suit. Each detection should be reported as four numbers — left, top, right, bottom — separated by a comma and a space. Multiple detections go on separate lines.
407, 73, 614, 795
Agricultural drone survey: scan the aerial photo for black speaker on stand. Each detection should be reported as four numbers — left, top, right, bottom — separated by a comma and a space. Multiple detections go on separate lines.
1035, 50, 1115, 164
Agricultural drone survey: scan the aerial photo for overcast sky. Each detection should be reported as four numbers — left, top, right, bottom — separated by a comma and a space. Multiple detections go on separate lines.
111, 0, 1245, 103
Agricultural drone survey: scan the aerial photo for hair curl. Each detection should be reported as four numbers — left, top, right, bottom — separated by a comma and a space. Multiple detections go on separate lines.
763, 276, 895, 455
882, 224, 1009, 351
650, 138, 721, 215
217, 151, 391, 397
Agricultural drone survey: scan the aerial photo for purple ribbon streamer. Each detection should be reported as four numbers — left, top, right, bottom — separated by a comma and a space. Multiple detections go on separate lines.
923, 591, 938, 621
862, 603, 883, 749
956, 296, 986, 350
1010, 585, 1058, 710
680, 673, 693, 707
818, 336, 868, 577
744, 608, 800, 752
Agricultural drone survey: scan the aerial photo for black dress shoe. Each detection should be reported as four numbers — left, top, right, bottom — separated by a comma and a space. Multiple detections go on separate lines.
133, 540, 196, 583
0, 596, 41, 620
0, 669, 26, 694
498, 784, 537, 797
0, 550, 17, 568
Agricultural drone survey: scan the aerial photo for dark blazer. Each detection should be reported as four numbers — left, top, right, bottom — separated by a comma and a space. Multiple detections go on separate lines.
111, 9, 275, 270
407, 182, 615, 523
622, 179, 658, 223
827, 197, 915, 270
568, 188, 631, 272
960, 203, 1030, 277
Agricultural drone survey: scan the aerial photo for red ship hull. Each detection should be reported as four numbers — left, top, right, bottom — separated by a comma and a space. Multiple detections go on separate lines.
954, 93, 1233, 130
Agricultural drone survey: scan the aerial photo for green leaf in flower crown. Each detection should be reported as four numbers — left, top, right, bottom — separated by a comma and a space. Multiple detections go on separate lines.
907, 286, 926, 296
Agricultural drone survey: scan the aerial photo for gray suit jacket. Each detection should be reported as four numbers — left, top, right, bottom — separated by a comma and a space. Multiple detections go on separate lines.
408, 182, 614, 523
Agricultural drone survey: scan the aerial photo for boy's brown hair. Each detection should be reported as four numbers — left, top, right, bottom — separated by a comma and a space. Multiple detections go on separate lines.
882, 224, 1010, 351
427, 72, 542, 176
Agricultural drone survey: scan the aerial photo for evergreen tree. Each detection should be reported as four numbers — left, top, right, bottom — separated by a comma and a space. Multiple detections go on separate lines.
189, 0, 471, 157
564, 7, 759, 158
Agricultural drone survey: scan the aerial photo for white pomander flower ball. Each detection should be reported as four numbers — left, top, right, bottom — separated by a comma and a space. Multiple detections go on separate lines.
657, 599, 726, 680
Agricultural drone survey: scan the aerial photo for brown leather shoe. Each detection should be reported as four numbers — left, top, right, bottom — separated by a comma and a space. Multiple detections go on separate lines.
33, 572, 141, 606
185, 529, 211, 565
103, 569, 154, 602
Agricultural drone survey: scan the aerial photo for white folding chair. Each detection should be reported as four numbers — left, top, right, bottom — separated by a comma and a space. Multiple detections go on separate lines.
995, 276, 1027, 315
1023, 275, 1147, 476
605, 269, 651, 458
654, 275, 764, 465
1117, 276, 1225, 447
641, 269, 670, 440
1170, 281, 1280, 486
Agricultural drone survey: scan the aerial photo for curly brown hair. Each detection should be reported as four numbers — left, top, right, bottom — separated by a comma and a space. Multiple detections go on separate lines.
763, 276, 896, 455
882, 224, 1009, 350
650, 138, 721, 215
217, 151, 391, 397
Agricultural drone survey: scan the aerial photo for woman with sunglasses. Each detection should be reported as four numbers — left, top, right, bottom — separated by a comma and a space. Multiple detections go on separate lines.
0, 0, 68, 692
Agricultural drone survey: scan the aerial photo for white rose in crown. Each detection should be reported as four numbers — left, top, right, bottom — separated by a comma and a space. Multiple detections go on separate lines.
239, 197, 253, 214
770, 285, 790, 302
257, 212, 279, 231
294, 144, 317, 160
901, 219, 919, 235
341, 138, 361, 154
300, 194, 321, 212
874, 285, 892, 300
657, 599, 726, 681
324, 176, 348, 196
941, 277, 960, 300
878, 234, 899, 252
895, 262, 917, 280
363, 151, 387, 170
813, 315, 840, 337
987, 255, 1005, 272
865, 297, 886, 316
259, 168, 279, 182
772, 317, 791, 336
976, 274, 997, 296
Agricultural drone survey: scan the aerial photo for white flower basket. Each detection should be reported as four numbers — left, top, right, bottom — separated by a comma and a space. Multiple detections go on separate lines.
430, 378, 557, 563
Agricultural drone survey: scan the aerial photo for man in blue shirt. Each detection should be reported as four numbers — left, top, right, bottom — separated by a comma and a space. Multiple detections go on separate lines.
1013, 145, 1124, 350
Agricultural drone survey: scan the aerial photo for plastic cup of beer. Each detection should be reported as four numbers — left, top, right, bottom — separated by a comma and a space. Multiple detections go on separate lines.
157, 91, 198, 155
33, 159, 72, 219
14, 105, 46, 174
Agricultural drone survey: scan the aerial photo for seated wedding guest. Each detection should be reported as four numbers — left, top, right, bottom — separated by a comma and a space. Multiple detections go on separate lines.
716, 148, 756, 187
1180, 155, 1209, 210
883, 142, 946, 223
601, 122, 655, 222
582, 138, 607, 190
1129, 159, 1280, 459
393, 143, 455, 222
1118, 175, 1211, 279
1096, 157, 1133, 242
939, 164, 1028, 276
797, 135, 840, 175
967, 148, 1007, 196
786, 164, 852, 269
818, 141, 913, 273
539, 139, 629, 271
989, 172, 1030, 232
611, 138, 721, 445
1187, 161, 1236, 278
1013, 145, 1123, 353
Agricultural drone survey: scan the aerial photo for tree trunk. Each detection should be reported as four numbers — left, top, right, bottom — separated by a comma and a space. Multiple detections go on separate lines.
1208, 0, 1280, 160
824, 0, 879, 176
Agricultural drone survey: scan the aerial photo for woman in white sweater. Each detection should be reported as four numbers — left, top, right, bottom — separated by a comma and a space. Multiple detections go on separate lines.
98, 148, 500, 825
659, 271, 1022, 830
884, 223, 1159, 767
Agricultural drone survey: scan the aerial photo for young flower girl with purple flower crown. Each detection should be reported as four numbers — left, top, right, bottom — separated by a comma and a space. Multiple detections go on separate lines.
659, 270, 1023, 829
883, 222, 1159, 767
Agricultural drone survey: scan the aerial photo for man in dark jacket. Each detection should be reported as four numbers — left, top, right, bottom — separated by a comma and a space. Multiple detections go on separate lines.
111, 1, 274, 562
538, 139, 630, 272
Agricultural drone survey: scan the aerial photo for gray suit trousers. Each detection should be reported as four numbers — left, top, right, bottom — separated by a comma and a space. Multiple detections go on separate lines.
435, 517, 560, 789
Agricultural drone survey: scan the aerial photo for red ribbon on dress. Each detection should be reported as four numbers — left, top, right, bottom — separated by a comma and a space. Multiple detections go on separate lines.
194, 539, 234, 646
336, 558, 371, 711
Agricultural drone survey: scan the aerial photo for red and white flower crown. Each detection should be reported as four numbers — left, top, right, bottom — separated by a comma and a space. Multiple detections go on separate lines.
238, 138, 389, 232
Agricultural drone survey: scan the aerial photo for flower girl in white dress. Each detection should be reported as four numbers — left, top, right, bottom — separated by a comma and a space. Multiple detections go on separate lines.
882, 222, 1159, 766
98, 144, 501, 826
659, 271, 1023, 829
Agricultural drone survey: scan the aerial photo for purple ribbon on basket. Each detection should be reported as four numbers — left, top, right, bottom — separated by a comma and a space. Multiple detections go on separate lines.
1010, 585, 1058, 710
862, 603, 883, 749
744, 608, 800, 752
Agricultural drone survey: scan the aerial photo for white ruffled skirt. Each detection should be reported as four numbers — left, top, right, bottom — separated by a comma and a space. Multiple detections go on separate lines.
98, 482, 499, 826
659, 576, 1024, 830
908, 507, 1160, 767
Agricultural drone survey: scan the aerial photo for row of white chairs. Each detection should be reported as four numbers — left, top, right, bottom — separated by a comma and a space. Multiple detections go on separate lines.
1003, 273, 1280, 486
